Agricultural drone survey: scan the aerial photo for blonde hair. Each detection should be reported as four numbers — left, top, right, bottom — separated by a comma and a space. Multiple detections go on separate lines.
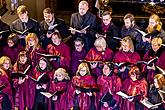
124, 13, 135, 23
120, 36, 134, 52
147, 14, 162, 33
0, 68, 7, 76
151, 37, 162, 46
54, 68, 70, 80
94, 37, 107, 51
17, 5, 27, 15
0, 56, 12, 69
154, 74, 165, 89
79, 0, 89, 7
25, 33, 40, 51
76, 62, 90, 76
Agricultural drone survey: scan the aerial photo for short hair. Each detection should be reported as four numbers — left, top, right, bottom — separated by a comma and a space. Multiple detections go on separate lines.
102, 11, 111, 17
17, 5, 28, 15
154, 74, 165, 89
94, 37, 107, 51
43, 8, 54, 14
54, 68, 70, 80
74, 37, 84, 45
124, 13, 135, 23
7, 33, 19, 44
151, 37, 162, 46
79, 0, 89, 7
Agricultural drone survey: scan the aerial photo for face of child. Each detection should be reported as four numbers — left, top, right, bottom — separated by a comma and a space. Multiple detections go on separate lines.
8, 40, 14, 47
28, 38, 35, 47
55, 73, 65, 81
20, 56, 27, 64
130, 73, 137, 81
3, 60, 10, 70
39, 60, 47, 70
79, 67, 87, 76
102, 65, 111, 76
51, 34, 61, 46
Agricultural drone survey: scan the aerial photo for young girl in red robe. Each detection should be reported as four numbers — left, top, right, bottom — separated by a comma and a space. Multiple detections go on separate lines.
97, 62, 122, 110
0, 68, 14, 110
12, 51, 32, 110
25, 33, 45, 68
48, 68, 70, 110
30, 57, 53, 110
67, 62, 98, 110
121, 66, 148, 110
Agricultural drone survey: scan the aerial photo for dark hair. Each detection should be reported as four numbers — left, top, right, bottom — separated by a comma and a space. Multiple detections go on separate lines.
74, 37, 84, 45
36, 57, 52, 72
8, 33, 19, 44
129, 66, 142, 80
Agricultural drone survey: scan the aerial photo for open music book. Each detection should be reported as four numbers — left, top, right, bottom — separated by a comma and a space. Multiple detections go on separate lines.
140, 98, 163, 109
116, 91, 141, 99
136, 28, 160, 38
29, 73, 50, 85
156, 66, 165, 75
76, 86, 99, 93
40, 91, 62, 98
113, 62, 132, 68
0, 30, 10, 35
100, 92, 113, 103
69, 25, 90, 33
136, 57, 158, 66
12, 28, 32, 35
11, 65, 31, 79
36, 52, 60, 58
48, 24, 58, 30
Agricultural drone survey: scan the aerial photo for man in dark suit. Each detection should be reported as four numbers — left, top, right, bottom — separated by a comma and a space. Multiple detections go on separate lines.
40, 8, 69, 49
10, 5, 40, 47
70, 0, 96, 51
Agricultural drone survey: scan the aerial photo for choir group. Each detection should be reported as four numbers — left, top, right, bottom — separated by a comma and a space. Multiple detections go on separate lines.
0, 0, 165, 110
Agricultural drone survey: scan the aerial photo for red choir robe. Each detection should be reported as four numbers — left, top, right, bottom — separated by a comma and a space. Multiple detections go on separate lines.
48, 80, 68, 110
121, 78, 148, 110
46, 42, 71, 70
67, 75, 97, 110
113, 51, 141, 80
97, 74, 122, 110
2, 44, 24, 65
142, 47, 165, 84
29, 67, 52, 109
27, 47, 45, 68
0, 69, 14, 110
12, 62, 31, 110
85, 47, 114, 78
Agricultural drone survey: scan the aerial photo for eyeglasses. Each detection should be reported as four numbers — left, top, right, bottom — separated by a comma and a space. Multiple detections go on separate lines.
75, 44, 82, 47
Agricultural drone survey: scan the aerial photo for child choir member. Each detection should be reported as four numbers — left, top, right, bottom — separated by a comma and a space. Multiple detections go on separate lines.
25, 33, 45, 68
113, 36, 141, 81
46, 32, 71, 70
0, 56, 12, 79
67, 62, 97, 110
121, 66, 148, 110
31, 57, 53, 110
85, 37, 113, 79
97, 62, 122, 110
12, 51, 32, 110
70, 37, 87, 77
2, 33, 24, 65
48, 68, 70, 110
146, 74, 165, 110
0, 68, 14, 110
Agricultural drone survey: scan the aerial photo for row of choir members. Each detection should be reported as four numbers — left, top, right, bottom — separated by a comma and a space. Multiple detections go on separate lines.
0, 55, 164, 110
0, 1, 165, 56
